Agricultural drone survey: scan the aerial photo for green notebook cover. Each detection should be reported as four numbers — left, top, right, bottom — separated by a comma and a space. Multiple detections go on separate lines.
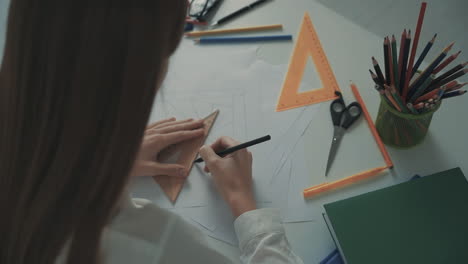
324, 167, 468, 264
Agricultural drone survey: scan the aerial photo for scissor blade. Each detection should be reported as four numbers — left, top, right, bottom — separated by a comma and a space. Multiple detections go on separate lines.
325, 126, 345, 176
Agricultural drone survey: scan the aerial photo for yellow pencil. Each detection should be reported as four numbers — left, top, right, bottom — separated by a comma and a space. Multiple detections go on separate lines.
303, 166, 389, 198
185, 24, 283, 37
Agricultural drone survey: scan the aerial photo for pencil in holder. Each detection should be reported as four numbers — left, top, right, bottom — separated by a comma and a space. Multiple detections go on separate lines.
375, 95, 440, 149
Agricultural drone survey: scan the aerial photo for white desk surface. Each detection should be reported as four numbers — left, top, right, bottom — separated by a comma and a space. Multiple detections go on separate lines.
1, 0, 466, 263
202, 0, 468, 263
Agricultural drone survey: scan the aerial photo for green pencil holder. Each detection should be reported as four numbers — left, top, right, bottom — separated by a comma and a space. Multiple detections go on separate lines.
375, 95, 440, 149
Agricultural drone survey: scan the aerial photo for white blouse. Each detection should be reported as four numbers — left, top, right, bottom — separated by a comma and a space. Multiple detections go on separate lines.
57, 195, 304, 264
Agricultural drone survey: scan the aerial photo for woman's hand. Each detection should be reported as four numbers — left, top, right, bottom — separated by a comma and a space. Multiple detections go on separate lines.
199, 136, 256, 217
130, 117, 204, 178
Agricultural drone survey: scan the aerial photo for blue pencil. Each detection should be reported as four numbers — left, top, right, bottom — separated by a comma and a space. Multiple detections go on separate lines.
411, 34, 437, 77
407, 43, 454, 99
441, 90, 466, 99
194, 35, 292, 44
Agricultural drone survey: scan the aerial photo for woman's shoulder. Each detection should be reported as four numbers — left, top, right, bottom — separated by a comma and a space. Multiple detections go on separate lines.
108, 197, 182, 243
100, 198, 181, 263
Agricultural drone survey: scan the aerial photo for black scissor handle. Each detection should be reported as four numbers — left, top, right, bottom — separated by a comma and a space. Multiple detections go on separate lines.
341, 102, 362, 129
330, 91, 346, 126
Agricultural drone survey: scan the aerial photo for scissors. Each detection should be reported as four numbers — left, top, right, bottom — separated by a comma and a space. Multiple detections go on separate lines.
325, 91, 363, 176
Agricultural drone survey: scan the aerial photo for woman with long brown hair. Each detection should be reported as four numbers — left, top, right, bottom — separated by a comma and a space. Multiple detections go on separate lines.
0, 1, 304, 263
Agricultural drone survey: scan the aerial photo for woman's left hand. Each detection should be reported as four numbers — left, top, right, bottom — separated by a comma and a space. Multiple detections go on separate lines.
130, 117, 205, 178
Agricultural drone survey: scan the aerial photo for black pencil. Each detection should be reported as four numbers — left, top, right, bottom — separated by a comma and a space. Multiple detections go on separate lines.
383, 37, 391, 85
372, 57, 385, 85
194, 135, 271, 163
426, 69, 468, 92
430, 62, 467, 87
211, 0, 271, 27
369, 69, 380, 85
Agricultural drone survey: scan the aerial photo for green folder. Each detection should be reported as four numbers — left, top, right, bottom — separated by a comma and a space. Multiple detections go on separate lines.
324, 168, 468, 264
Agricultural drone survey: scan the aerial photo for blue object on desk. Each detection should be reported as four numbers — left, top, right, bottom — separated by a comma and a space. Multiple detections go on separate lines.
196, 34, 292, 44
320, 249, 344, 264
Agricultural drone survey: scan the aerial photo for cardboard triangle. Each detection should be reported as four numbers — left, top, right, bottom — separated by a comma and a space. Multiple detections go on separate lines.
276, 13, 340, 112
153, 110, 219, 203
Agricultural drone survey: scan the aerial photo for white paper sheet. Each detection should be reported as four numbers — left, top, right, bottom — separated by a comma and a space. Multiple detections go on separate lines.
130, 39, 323, 236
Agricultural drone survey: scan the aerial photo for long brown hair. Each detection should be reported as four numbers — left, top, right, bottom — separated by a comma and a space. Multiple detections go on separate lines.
0, 1, 187, 263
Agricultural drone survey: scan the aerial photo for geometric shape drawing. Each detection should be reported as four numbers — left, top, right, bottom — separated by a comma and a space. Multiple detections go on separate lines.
153, 110, 219, 202
276, 12, 341, 112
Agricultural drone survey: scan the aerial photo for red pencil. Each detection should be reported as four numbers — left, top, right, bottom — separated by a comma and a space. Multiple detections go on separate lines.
432, 51, 461, 74
447, 82, 467, 92
403, 2, 428, 99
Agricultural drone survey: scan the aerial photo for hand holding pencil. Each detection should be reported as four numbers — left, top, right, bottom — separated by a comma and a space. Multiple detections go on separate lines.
199, 136, 257, 217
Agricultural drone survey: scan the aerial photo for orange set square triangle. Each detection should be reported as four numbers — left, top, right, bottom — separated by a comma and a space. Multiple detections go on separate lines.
276, 13, 340, 112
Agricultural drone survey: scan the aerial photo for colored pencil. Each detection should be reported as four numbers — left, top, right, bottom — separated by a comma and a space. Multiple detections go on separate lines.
194, 135, 271, 163
413, 102, 425, 110
441, 90, 467, 99
400, 31, 411, 95
303, 166, 389, 198
211, 0, 271, 27
185, 24, 283, 37
391, 35, 399, 89
430, 62, 467, 87
194, 35, 292, 44
398, 30, 407, 84
428, 69, 468, 90
435, 88, 446, 101
392, 87, 408, 112
447, 82, 467, 92
369, 69, 380, 85
445, 80, 460, 90
412, 34, 437, 77
374, 84, 393, 106
415, 86, 444, 103
383, 37, 391, 85
407, 42, 454, 98
351, 83, 393, 169
374, 84, 384, 91
372, 57, 386, 85
409, 76, 435, 102
384, 88, 402, 112
432, 51, 461, 74
407, 103, 419, 114
403, 2, 427, 99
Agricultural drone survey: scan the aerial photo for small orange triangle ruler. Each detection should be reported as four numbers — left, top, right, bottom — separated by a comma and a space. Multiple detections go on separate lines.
153, 110, 219, 203
276, 12, 340, 112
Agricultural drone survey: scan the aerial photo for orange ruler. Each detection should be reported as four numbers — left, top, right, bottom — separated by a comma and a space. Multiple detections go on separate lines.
276, 12, 340, 112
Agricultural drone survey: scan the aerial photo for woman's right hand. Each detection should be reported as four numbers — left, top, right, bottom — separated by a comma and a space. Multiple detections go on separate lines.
199, 137, 256, 218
